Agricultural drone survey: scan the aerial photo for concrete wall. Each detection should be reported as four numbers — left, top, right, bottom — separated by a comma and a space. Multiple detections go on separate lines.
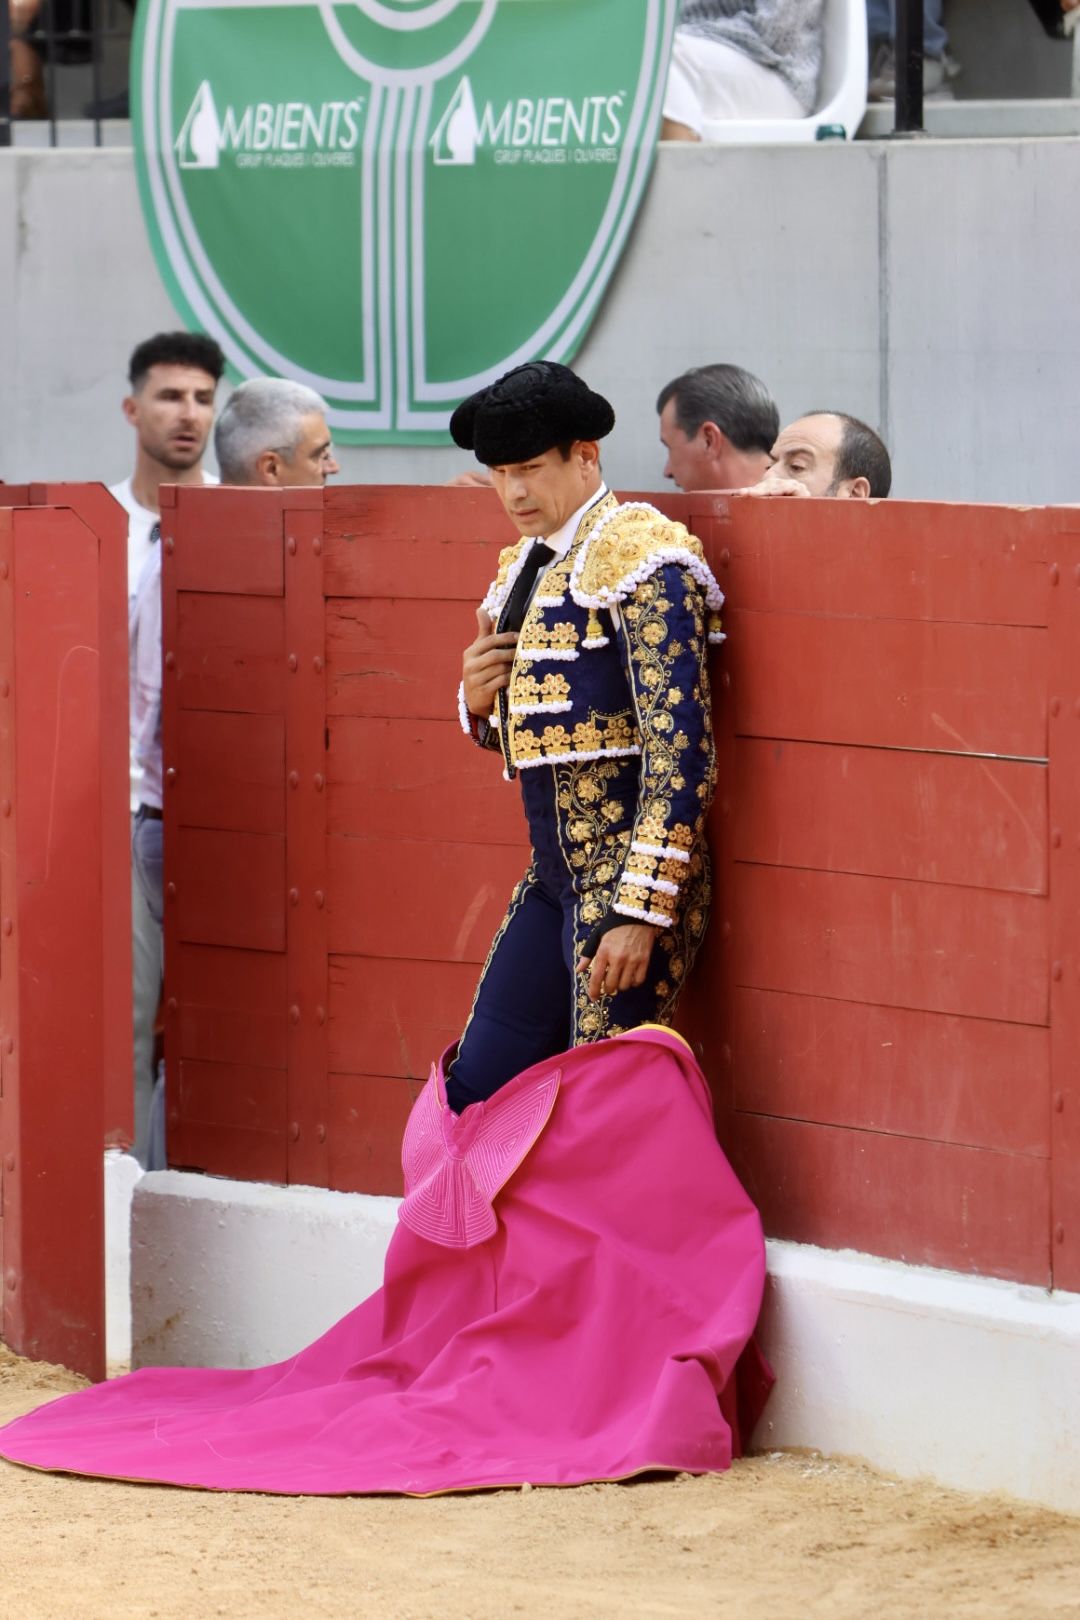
1, 138, 1078, 504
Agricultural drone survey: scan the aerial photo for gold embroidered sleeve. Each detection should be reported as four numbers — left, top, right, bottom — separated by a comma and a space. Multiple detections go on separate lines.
610, 564, 717, 928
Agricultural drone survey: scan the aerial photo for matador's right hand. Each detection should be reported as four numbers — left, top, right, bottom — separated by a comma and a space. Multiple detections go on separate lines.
462, 608, 518, 719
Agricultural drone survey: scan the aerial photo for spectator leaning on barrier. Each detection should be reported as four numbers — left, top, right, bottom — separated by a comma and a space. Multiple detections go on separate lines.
661, 0, 825, 136
114, 329, 225, 1169
657, 363, 779, 492
213, 378, 341, 487
749, 410, 893, 498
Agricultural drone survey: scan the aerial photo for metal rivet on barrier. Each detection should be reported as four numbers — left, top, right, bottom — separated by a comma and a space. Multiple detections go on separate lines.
316, 1006, 326, 1026
166, 882, 176, 900
290, 1005, 301, 1024
289, 771, 300, 789
1049, 564, 1060, 586
289, 1122, 300, 1142
168, 1109, 180, 1127
0, 562, 8, 580
289, 888, 300, 906
721, 671, 732, 691
1050, 697, 1061, 717
720, 548, 731, 567
314, 774, 325, 792
288, 653, 299, 672
721, 1044, 732, 1067
165, 537, 174, 555
167, 997, 178, 1014
0, 681, 7, 697
1055, 1224, 1066, 1245
313, 539, 322, 557
721, 919, 732, 939
313, 655, 324, 673
1, 918, 11, 936
316, 1124, 327, 1144
165, 768, 177, 787
1054, 1092, 1065, 1113
4, 1269, 17, 1292
1, 799, 9, 817
314, 889, 325, 909
287, 537, 297, 556
1052, 828, 1063, 848
4, 1154, 14, 1173
1052, 961, 1064, 982
164, 652, 176, 670
4, 1036, 12, 1054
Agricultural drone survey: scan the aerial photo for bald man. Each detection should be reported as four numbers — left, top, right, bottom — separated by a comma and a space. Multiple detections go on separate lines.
749, 412, 892, 500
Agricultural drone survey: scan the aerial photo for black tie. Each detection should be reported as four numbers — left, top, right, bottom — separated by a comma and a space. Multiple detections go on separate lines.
498, 543, 553, 635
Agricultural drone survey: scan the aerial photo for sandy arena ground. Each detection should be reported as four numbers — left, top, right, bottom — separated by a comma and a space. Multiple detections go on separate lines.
2, 1345, 1079, 1620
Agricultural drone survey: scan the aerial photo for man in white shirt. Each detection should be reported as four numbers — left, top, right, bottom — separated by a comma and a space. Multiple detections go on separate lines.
113, 331, 225, 1165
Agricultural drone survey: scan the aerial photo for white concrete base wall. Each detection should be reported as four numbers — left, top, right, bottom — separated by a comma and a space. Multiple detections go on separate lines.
104, 1148, 143, 1368
128, 1174, 1080, 1514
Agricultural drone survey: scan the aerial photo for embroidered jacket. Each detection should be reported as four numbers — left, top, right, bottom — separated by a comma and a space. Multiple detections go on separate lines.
458, 494, 724, 931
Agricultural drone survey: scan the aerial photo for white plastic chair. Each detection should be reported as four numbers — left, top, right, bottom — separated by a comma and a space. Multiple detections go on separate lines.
698, 0, 869, 144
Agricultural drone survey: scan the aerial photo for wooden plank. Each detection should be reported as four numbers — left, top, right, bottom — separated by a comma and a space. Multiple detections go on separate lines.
172, 710, 286, 836
175, 828, 286, 952
328, 955, 479, 1079
728, 1112, 1051, 1286
326, 597, 472, 721
175, 593, 286, 714
172, 944, 288, 1071
731, 738, 1047, 895
327, 718, 527, 848
161, 484, 285, 595
727, 610, 1048, 759
732, 865, 1048, 1026
699, 498, 1055, 627
324, 500, 505, 602
327, 836, 526, 963
731, 988, 1050, 1156
175, 1058, 287, 1133
1047, 532, 1080, 1289
326, 1072, 416, 1198
166, 1119, 287, 1185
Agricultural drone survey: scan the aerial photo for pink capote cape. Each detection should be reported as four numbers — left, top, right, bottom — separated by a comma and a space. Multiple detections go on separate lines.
0, 1026, 772, 1495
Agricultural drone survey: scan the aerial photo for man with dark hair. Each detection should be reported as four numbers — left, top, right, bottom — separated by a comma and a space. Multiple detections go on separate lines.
750, 410, 892, 499
453, 361, 724, 1110
657, 362, 778, 492
112, 329, 225, 1166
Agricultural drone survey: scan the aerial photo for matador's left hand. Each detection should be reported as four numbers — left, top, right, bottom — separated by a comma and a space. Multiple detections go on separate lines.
577, 923, 659, 1003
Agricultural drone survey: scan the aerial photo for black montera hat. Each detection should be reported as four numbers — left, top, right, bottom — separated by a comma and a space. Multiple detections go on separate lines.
449, 362, 615, 466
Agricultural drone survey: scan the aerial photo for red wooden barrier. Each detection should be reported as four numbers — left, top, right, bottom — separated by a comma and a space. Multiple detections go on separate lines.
161, 486, 1080, 1293
0, 505, 112, 1379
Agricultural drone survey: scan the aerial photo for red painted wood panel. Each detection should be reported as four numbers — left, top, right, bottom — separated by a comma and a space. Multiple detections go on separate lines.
731, 738, 1047, 894
328, 954, 479, 1079
327, 718, 526, 847
696, 497, 1055, 627
732, 864, 1048, 1026
326, 1072, 416, 1197
172, 710, 285, 835
172, 944, 288, 1071
728, 1112, 1051, 1285
324, 485, 504, 601
175, 827, 285, 952
731, 988, 1049, 1155
326, 597, 469, 722
161, 484, 285, 595
175, 1057, 287, 1133
167, 1118, 288, 1184
728, 610, 1048, 759
176, 593, 286, 714
327, 836, 525, 963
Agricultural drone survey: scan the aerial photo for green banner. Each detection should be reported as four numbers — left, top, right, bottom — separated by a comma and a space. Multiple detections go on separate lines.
132, 0, 676, 444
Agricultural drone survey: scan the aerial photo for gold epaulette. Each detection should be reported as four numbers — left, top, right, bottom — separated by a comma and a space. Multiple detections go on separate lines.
568, 502, 725, 627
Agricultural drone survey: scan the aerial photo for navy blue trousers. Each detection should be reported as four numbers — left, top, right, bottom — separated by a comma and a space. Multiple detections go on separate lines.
445, 760, 707, 1113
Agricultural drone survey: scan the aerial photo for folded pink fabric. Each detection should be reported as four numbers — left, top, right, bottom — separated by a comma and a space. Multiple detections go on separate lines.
0, 1025, 772, 1496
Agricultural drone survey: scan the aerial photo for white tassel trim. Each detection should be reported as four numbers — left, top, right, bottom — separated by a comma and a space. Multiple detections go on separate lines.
708, 629, 726, 644
631, 839, 691, 864
480, 537, 541, 620
612, 900, 675, 929
517, 647, 579, 663
512, 745, 642, 770
581, 636, 610, 650
620, 872, 680, 898
509, 701, 573, 716
568, 501, 725, 614
533, 594, 565, 609
457, 680, 474, 738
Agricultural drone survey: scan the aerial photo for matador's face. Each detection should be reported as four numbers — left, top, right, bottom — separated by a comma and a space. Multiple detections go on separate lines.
487, 442, 601, 538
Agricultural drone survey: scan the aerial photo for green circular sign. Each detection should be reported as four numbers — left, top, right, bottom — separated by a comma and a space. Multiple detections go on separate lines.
133, 0, 676, 443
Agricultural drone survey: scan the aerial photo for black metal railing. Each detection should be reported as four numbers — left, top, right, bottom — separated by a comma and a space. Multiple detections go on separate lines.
1, 0, 133, 147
